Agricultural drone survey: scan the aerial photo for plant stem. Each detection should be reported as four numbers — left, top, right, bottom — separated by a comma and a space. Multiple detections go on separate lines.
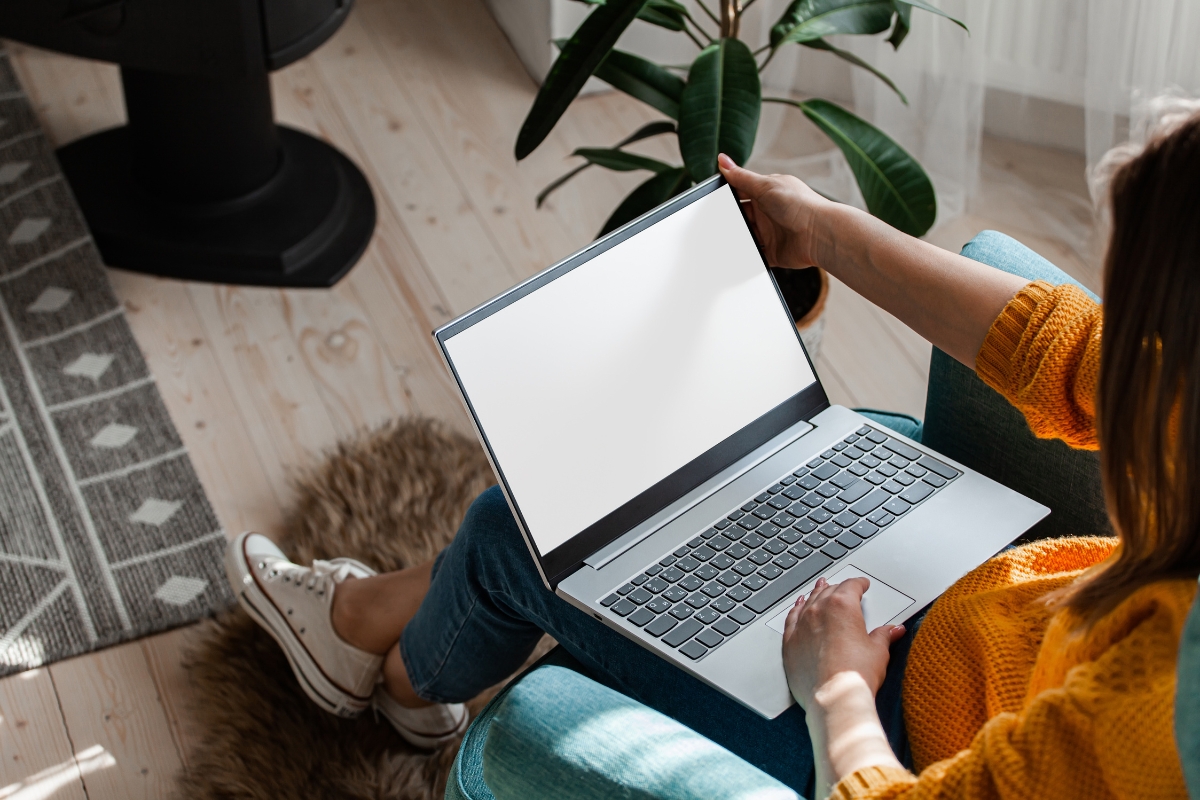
738, 0, 759, 14
694, 0, 722, 28
752, 43, 771, 56
683, 10, 718, 41
758, 45, 778, 72
682, 22, 707, 48
719, 0, 741, 38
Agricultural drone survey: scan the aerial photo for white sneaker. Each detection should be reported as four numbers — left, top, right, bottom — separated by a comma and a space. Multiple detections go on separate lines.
372, 685, 469, 749
225, 532, 384, 717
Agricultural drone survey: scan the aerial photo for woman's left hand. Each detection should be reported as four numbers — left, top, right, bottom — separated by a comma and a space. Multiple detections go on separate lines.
782, 576, 906, 709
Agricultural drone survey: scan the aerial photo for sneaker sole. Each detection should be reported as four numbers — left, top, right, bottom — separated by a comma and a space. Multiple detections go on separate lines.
375, 698, 469, 749
225, 532, 370, 718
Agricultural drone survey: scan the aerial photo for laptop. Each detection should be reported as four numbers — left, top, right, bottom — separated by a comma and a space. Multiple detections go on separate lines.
434, 175, 1048, 719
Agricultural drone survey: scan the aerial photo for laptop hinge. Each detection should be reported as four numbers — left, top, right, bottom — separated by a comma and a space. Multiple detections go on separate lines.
584, 419, 816, 571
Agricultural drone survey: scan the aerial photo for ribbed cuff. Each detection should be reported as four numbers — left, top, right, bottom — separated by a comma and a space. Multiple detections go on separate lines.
975, 280, 1053, 395
830, 765, 919, 800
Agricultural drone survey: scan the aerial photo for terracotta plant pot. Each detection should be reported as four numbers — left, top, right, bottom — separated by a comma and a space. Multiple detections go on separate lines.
770, 266, 829, 359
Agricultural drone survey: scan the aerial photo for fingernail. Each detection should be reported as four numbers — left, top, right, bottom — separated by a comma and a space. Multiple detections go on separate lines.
717, 153, 733, 170
893, 625, 906, 634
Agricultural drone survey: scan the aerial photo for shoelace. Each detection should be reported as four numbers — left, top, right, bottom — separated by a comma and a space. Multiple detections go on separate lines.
263, 558, 356, 597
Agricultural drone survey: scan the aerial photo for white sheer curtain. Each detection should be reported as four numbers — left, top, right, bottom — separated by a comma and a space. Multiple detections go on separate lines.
740, 0, 1200, 232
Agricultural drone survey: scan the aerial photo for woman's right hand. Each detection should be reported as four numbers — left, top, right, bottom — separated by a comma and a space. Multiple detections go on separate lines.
717, 153, 834, 272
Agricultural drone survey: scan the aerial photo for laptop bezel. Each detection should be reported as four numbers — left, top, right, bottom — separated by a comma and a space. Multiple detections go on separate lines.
434, 175, 829, 589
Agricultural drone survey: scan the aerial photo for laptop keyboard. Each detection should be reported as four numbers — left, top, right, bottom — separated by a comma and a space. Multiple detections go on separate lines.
600, 425, 960, 661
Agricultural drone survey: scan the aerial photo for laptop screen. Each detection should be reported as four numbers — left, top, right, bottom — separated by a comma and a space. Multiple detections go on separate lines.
441, 182, 821, 580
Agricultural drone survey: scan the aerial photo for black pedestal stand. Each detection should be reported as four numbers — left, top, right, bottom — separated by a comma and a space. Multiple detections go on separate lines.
56, 66, 375, 287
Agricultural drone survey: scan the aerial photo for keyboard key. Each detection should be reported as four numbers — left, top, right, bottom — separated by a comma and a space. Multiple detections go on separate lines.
856, 426, 872, 436
753, 506, 775, 520
692, 546, 716, 562
742, 575, 768, 591
764, 540, 787, 555
891, 458, 912, 470
661, 567, 684, 583
794, 519, 818, 534
745, 499, 763, 511
748, 550, 772, 565
864, 473, 886, 485
646, 564, 664, 576
849, 489, 890, 516
780, 475, 797, 486
629, 588, 653, 604
679, 575, 703, 591
632, 574, 649, 586
711, 554, 735, 570
646, 615, 678, 637
836, 533, 862, 550
882, 480, 904, 494
823, 499, 848, 514
798, 475, 821, 490
673, 546, 690, 558
663, 587, 688, 602
702, 582, 726, 598
742, 533, 766, 549
851, 520, 879, 539
718, 571, 743, 587
709, 536, 732, 551
695, 564, 719, 581
680, 640, 708, 660
822, 543, 849, 559
818, 522, 845, 538
727, 586, 752, 602
865, 429, 887, 444
867, 509, 895, 526
677, 556, 701, 571
857, 440, 876, 452
788, 544, 813, 559
663, 619, 704, 647
686, 593, 711, 608
601, 593, 620, 607
821, 449, 837, 459
713, 617, 740, 636
712, 596, 736, 613
844, 446, 866, 460
618, 583, 636, 595
918, 456, 960, 480
844, 434, 861, 444
900, 482, 936, 505
883, 439, 921, 460
744, 552, 836, 614
778, 529, 802, 544
767, 496, 790, 510
613, 599, 637, 616
831, 473, 857, 489
629, 608, 656, 627
806, 457, 823, 469
894, 472, 916, 486
696, 628, 724, 648
924, 473, 947, 488
701, 528, 722, 540
793, 467, 811, 478
688, 536, 705, 548
832, 512, 858, 528
730, 605, 757, 624
768, 483, 785, 494
906, 465, 928, 478
670, 604, 695, 619
695, 608, 721, 625
774, 553, 799, 569
725, 528, 747, 542
877, 464, 898, 477
804, 533, 828, 548
758, 564, 783, 580
816, 483, 840, 499
727, 543, 751, 559
884, 497, 912, 516
783, 485, 806, 501
660, 555, 678, 567
728, 509, 746, 521
772, 513, 797, 528
812, 462, 838, 480
714, 519, 733, 530
759, 523, 783, 538
808, 508, 833, 524
861, 455, 882, 469
831, 454, 853, 468
647, 597, 673, 614
832, 442, 848, 452
848, 464, 869, 477
838, 481, 871, 504
738, 517, 763, 530
734, 560, 758, 576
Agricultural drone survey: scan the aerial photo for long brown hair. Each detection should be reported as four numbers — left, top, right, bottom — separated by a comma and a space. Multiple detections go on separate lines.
1059, 109, 1200, 622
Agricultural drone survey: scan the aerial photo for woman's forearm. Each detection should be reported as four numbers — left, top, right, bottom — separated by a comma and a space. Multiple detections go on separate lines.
805, 672, 905, 799
808, 204, 1028, 367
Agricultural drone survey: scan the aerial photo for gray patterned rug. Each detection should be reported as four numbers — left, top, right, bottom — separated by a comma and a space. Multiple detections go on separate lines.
0, 49, 232, 675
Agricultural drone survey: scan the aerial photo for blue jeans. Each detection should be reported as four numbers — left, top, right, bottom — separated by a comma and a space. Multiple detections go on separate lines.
413, 231, 1107, 800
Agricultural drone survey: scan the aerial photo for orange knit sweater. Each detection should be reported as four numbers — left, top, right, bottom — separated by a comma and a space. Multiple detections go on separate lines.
831, 281, 1194, 800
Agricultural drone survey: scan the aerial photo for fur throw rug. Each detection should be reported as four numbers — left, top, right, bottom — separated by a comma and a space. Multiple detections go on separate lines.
176, 418, 545, 799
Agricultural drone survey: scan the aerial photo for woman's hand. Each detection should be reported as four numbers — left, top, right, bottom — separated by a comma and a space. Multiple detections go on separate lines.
783, 576, 905, 708
717, 153, 833, 271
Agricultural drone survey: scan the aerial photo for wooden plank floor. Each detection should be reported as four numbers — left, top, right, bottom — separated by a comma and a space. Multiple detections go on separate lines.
0, 0, 1097, 795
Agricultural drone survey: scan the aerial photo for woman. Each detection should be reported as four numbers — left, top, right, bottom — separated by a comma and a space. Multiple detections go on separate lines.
225, 108, 1200, 798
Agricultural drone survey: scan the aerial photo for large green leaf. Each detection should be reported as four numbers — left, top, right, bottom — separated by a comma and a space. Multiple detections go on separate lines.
572, 148, 675, 172
900, 0, 967, 30
516, 0, 648, 160
678, 39, 761, 182
771, 98, 935, 235
803, 39, 906, 104
888, 1, 912, 47
599, 168, 692, 236
770, 0, 894, 48
536, 121, 677, 207
638, 0, 688, 30
595, 49, 686, 119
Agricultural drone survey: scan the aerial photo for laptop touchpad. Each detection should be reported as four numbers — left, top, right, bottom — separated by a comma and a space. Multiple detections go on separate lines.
765, 565, 914, 635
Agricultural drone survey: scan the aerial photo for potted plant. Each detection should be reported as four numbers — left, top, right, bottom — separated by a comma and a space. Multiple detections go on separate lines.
515, 0, 965, 353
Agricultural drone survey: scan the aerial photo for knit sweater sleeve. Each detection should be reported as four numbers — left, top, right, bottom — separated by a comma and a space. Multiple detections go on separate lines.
974, 281, 1102, 450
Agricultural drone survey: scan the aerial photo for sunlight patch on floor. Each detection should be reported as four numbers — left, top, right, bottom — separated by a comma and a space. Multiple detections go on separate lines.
0, 745, 115, 800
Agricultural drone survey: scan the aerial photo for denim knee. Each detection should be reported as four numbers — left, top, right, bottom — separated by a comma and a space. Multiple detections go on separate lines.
444, 486, 539, 589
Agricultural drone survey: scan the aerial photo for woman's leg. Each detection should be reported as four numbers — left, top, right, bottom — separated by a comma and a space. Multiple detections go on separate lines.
339, 485, 917, 793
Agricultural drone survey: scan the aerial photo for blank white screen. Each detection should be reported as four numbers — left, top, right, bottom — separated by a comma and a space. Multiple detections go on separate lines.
444, 185, 816, 555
